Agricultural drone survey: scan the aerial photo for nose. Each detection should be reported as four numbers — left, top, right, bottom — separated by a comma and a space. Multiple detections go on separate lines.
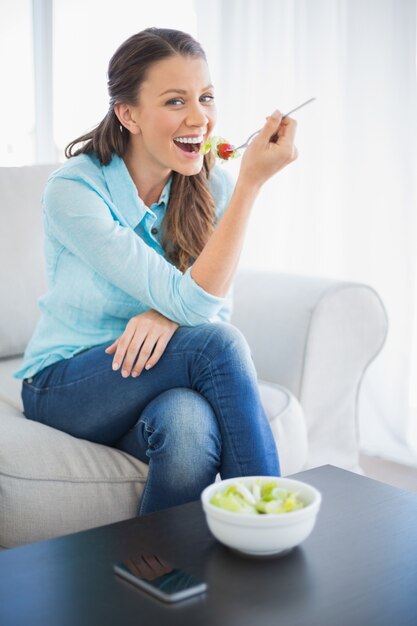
186, 100, 210, 128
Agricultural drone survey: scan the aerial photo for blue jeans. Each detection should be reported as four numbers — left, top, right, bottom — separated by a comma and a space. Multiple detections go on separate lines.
21, 322, 280, 515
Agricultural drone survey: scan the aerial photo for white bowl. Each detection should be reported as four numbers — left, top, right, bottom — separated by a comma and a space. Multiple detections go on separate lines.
201, 476, 322, 557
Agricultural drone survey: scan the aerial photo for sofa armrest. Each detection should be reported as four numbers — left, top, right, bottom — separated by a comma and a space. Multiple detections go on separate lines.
231, 269, 388, 471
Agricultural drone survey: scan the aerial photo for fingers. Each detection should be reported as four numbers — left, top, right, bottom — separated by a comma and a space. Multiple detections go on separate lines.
110, 319, 157, 377
277, 115, 298, 144
266, 114, 298, 165
105, 320, 140, 378
104, 339, 118, 354
118, 327, 149, 378
130, 329, 174, 377
255, 110, 297, 158
129, 332, 156, 378
106, 311, 179, 378
258, 110, 283, 143
111, 328, 170, 378
239, 109, 298, 188
142, 334, 171, 371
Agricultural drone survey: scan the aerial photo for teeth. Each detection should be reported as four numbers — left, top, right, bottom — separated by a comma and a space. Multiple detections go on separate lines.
174, 136, 203, 144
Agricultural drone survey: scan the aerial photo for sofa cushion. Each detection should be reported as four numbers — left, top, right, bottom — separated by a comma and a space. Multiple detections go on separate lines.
0, 164, 57, 358
0, 401, 148, 549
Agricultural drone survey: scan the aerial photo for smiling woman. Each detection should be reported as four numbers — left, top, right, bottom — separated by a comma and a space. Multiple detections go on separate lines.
15, 26, 298, 518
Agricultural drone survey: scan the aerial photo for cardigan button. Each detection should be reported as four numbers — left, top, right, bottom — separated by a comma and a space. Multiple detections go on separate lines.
151, 227, 159, 235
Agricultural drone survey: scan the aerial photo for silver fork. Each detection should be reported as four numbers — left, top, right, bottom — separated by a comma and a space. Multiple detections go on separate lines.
234, 97, 316, 151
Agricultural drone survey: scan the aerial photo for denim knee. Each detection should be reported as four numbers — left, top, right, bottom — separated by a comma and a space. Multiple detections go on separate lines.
140, 388, 221, 464
194, 322, 253, 366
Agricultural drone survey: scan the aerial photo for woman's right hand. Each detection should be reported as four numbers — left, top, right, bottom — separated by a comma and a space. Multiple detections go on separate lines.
237, 110, 298, 190
105, 309, 179, 378
188, 111, 297, 299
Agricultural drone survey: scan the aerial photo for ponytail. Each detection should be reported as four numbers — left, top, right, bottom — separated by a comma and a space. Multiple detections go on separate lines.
65, 110, 128, 165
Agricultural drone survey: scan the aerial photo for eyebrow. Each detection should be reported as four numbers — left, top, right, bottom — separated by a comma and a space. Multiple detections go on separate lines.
158, 85, 214, 97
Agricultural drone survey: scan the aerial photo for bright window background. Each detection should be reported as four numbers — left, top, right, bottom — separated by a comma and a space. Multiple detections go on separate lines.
52, 0, 197, 158
0, 0, 35, 165
195, 0, 417, 465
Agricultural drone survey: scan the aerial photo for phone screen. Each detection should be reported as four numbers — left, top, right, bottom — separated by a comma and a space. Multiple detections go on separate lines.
114, 554, 207, 603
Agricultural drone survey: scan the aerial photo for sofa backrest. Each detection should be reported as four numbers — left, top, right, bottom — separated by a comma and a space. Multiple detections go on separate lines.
0, 164, 59, 358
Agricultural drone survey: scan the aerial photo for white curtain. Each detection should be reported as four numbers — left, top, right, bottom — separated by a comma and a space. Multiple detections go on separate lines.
195, 0, 417, 464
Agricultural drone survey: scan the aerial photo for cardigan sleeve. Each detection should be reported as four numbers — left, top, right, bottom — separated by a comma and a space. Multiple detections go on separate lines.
43, 175, 226, 327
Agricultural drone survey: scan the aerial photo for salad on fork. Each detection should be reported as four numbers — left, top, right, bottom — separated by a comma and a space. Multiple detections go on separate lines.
200, 97, 315, 161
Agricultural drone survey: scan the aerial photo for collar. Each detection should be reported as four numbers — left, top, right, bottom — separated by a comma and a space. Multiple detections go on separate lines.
102, 154, 172, 229
156, 176, 172, 209
102, 154, 146, 229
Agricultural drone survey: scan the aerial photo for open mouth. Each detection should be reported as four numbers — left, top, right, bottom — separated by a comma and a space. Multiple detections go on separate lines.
173, 137, 203, 153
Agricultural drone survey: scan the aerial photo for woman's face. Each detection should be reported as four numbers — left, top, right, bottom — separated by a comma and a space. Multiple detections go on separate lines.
129, 55, 216, 177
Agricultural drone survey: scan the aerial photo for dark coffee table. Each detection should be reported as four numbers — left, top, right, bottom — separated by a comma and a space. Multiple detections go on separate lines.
1, 465, 416, 626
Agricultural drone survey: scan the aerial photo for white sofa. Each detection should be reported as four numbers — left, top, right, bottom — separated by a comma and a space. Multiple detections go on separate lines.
0, 164, 388, 548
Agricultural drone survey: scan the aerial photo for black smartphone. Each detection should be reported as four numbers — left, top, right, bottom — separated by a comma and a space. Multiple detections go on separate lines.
113, 553, 207, 603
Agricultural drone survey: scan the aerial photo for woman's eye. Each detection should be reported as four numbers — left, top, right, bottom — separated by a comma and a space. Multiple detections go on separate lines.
165, 95, 215, 106
166, 98, 184, 106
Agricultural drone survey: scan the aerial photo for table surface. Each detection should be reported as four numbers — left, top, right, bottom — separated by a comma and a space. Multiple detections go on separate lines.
1, 465, 417, 626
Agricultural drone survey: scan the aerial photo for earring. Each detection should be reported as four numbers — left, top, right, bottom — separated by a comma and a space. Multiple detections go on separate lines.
119, 124, 123, 133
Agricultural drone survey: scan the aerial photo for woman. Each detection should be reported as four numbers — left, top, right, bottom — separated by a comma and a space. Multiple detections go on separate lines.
14, 27, 297, 515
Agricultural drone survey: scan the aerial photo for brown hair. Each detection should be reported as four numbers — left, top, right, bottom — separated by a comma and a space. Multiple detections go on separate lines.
65, 27, 216, 272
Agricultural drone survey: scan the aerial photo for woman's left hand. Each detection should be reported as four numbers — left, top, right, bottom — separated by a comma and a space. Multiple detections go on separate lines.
105, 310, 179, 378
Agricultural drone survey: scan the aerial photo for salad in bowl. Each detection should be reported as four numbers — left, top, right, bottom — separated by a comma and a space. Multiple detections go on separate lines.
201, 476, 321, 557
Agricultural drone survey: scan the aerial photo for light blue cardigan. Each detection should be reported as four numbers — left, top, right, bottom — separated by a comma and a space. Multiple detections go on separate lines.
15, 153, 234, 379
